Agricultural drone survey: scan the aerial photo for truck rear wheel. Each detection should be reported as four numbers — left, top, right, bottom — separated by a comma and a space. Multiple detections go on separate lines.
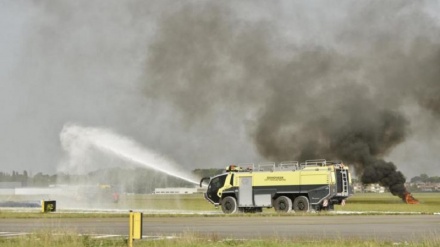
293, 196, 310, 212
273, 196, 292, 213
221, 196, 238, 214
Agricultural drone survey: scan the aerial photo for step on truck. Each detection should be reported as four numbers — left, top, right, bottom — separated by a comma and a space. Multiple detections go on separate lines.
199, 159, 353, 214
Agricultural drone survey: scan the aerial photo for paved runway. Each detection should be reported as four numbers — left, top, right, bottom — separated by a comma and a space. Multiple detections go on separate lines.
0, 215, 439, 241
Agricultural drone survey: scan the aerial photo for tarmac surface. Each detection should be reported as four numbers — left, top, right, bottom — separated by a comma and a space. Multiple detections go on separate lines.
0, 214, 439, 241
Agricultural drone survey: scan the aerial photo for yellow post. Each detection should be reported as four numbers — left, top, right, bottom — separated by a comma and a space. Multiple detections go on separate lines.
41, 200, 56, 213
129, 211, 143, 247
129, 211, 133, 247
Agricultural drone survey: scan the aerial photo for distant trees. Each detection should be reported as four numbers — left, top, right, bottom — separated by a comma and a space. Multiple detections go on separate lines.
410, 173, 440, 183
3, 170, 439, 193
0, 168, 222, 193
0, 170, 31, 185
32, 172, 57, 186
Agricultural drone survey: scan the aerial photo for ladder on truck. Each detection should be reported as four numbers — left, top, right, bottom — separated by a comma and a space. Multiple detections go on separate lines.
340, 169, 349, 195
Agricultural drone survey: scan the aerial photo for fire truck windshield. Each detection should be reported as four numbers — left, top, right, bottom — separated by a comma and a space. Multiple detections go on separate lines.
206, 174, 227, 203
208, 174, 227, 192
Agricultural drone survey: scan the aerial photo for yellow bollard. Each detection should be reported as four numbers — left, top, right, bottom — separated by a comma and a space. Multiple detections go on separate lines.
129, 211, 143, 247
41, 200, 56, 213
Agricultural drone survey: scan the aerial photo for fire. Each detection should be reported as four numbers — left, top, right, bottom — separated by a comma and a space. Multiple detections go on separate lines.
403, 192, 419, 204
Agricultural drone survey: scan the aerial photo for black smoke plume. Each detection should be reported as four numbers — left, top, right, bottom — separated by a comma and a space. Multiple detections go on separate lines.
144, 1, 440, 199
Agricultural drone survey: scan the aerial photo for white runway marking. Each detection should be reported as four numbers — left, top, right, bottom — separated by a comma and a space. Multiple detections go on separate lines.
0, 232, 29, 237
0, 232, 178, 241
90, 234, 121, 239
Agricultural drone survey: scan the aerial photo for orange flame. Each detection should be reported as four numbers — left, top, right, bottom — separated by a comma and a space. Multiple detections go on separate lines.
403, 192, 419, 204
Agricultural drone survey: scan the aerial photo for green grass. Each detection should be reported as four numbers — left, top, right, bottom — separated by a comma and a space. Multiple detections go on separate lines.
114, 192, 440, 214
0, 231, 127, 247
0, 231, 439, 247
335, 193, 440, 213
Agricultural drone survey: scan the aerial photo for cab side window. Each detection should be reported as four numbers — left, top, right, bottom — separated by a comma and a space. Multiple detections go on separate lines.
209, 175, 227, 191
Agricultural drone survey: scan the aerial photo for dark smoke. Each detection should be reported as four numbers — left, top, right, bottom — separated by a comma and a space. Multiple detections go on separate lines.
253, 50, 411, 198
144, 1, 440, 199
145, 3, 272, 122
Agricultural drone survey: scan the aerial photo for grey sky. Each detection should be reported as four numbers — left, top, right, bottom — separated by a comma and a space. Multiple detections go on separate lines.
1, 1, 439, 180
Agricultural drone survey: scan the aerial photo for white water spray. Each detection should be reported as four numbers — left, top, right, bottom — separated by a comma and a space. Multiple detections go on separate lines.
59, 124, 199, 185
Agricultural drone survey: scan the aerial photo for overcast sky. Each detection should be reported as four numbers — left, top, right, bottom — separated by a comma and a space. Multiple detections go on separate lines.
1, 1, 439, 180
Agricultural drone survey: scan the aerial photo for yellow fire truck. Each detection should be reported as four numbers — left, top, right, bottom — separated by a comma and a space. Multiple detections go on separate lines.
200, 159, 353, 214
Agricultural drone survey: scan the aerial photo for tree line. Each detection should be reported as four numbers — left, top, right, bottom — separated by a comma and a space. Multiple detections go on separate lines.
0, 171, 57, 187
0, 168, 223, 194
4, 169, 437, 194
410, 173, 440, 183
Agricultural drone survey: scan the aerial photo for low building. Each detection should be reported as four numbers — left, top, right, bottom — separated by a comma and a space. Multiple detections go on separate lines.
417, 183, 440, 192
0, 182, 22, 189
352, 183, 385, 193
154, 187, 198, 194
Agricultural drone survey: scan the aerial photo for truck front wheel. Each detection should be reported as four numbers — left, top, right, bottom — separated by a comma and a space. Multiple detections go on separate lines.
221, 196, 238, 214
293, 196, 310, 212
273, 196, 292, 213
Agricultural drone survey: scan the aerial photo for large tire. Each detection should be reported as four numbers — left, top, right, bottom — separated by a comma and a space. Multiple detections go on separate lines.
293, 196, 310, 212
221, 196, 238, 214
273, 196, 292, 213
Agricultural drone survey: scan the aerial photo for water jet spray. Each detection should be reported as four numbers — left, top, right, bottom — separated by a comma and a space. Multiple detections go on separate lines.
59, 124, 199, 186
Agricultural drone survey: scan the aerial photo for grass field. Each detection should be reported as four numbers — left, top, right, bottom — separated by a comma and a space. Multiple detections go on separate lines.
335, 193, 440, 214
116, 192, 440, 214
0, 231, 439, 247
